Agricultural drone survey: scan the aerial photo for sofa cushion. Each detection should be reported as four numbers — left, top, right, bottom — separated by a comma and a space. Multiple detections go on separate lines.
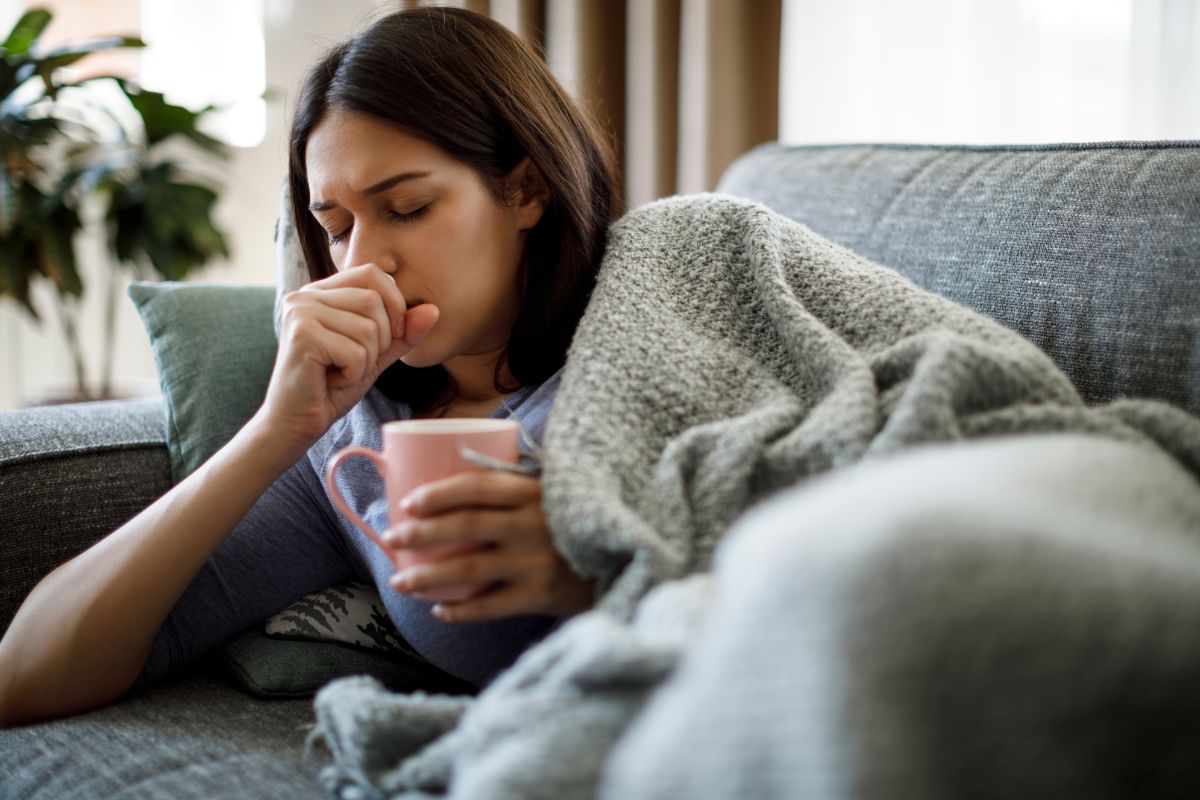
220, 581, 474, 699
264, 580, 415, 654
221, 627, 474, 700
0, 664, 324, 800
128, 281, 279, 483
718, 141, 1200, 416
0, 397, 170, 636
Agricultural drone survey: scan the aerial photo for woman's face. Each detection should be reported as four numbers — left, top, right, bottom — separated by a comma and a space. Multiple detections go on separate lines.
304, 108, 544, 371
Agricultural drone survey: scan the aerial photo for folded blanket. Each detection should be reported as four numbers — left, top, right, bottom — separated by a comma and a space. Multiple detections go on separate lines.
306, 194, 1200, 799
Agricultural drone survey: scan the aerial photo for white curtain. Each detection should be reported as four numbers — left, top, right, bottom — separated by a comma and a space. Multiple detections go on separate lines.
779, 0, 1200, 145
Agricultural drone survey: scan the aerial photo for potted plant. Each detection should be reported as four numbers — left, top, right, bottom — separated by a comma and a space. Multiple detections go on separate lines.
0, 7, 231, 403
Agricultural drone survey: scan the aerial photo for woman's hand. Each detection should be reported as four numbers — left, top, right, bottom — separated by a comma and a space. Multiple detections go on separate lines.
383, 471, 595, 622
259, 264, 439, 447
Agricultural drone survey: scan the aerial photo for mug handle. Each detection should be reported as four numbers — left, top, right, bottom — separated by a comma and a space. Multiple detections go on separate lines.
326, 446, 388, 550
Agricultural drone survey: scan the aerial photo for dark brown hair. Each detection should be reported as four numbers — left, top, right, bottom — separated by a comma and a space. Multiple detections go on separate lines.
288, 6, 618, 411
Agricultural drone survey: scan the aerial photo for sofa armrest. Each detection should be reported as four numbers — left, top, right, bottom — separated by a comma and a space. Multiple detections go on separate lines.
0, 397, 171, 636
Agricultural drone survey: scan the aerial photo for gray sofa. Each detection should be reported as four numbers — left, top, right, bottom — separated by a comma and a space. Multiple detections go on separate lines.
1, 140, 1197, 798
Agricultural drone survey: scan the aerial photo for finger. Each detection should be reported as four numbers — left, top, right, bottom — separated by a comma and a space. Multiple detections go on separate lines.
311, 263, 409, 337
295, 286, 392, 356
289, 300, 382, 372
402, 470, 540, 517
385, 505, 545, 549
391, 548, 533, 594
401, 302, 439, 348
377, 302, 440, 371
291, 318, 371, 386
431, 583, 541, 624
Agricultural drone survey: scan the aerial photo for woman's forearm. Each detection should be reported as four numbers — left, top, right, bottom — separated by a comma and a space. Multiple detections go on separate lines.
0, 409, 312, 728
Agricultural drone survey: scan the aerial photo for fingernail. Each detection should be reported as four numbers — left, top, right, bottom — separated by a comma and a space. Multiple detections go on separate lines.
400, 494, 417, 512
387, 523, 413, 546
394, 317, 405, 338
391, 571, 412, 591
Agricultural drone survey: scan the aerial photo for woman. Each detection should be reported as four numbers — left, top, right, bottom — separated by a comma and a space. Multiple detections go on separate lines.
0, 6, 615, 726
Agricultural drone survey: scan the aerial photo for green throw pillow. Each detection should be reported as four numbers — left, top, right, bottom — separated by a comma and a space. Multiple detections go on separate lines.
220, 628, 475, 700
128, 280, 473, 699
128, 281, 278, 483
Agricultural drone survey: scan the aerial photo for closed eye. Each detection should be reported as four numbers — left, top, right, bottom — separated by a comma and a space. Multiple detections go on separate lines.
389, 205, 430, 225
327, 205, 432, 248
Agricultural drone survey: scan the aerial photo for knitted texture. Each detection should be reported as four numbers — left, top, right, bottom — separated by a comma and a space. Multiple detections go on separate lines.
307, 195, 1200, 799
542, 194, 1194, 613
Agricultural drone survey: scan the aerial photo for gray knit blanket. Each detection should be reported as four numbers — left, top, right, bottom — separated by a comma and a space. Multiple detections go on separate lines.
306, 195, 1200, 799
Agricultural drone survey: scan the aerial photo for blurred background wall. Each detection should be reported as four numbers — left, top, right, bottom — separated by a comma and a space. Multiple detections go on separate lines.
0, 0, 1197, 410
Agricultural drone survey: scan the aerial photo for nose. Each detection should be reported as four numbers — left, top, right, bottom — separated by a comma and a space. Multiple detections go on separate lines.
342, 223, 398, 274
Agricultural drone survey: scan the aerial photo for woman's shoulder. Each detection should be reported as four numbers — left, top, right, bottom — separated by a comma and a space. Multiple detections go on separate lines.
615, 192, 775, 232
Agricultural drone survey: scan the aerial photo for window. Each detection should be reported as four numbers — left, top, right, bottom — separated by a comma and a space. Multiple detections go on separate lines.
780, 0, 1200, 144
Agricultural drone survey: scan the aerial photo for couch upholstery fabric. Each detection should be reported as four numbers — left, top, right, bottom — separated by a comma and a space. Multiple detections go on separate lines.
718, 141, 1200, 416
0, 397, 169, 634
1, 663, 325, 799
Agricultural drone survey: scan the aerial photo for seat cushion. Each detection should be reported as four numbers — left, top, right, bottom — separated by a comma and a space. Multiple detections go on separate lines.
0, 662, 333, 800
0, 665, 325, 800
718, 141, 1200, 416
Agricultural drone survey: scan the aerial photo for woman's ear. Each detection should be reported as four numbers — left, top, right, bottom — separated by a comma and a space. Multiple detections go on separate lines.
506, 156, 551, 231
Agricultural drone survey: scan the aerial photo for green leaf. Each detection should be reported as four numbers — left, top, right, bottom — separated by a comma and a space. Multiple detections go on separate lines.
122, 87, 203, 146
143, 233, 190, 280
0, 115, 60, 156
63, 156, 126, 196
184, 214, 231, 261
117, 85, 229, 156
1, 59, 38, 104
2, 9, 52, 58
0, 173, 15, 234
110, 200, 142, 264
32, 36, 145, 80
39, 36, 145, 61
0, 60, 19, 101
35, 202, 82, 295
14, 177, 46, 226
0, 232, 41, 320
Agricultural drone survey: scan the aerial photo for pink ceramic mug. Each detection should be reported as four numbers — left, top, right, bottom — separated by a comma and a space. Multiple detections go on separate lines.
326, 418, 521, 602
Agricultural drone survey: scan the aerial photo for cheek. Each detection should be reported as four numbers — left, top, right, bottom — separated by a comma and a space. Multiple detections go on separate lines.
436, 204, 523, 285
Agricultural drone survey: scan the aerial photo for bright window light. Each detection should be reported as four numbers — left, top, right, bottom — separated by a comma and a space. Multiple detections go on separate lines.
140, 0, 266, 148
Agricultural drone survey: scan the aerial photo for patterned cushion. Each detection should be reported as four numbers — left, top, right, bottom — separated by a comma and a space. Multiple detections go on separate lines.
264, 580, 414, 656
220, 628, 473, 700
215, 581, 478, 699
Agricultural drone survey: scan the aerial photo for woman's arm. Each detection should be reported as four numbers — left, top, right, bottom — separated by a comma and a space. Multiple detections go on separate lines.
0, 264, 435, 728
0, 412, 309, 728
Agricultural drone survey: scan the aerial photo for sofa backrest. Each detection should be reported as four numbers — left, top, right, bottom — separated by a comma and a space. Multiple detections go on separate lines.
717, 141, 1200, 417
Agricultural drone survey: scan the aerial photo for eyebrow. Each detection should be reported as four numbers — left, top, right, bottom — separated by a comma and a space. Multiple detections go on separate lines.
308, 171, 432, 212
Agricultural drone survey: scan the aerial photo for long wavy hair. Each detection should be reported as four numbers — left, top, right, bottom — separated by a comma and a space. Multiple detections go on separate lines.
288, 6, 618, 412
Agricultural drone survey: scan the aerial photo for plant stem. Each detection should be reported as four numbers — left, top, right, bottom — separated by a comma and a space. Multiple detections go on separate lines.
99, 262, 118, 399
56, 293, 89, 399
